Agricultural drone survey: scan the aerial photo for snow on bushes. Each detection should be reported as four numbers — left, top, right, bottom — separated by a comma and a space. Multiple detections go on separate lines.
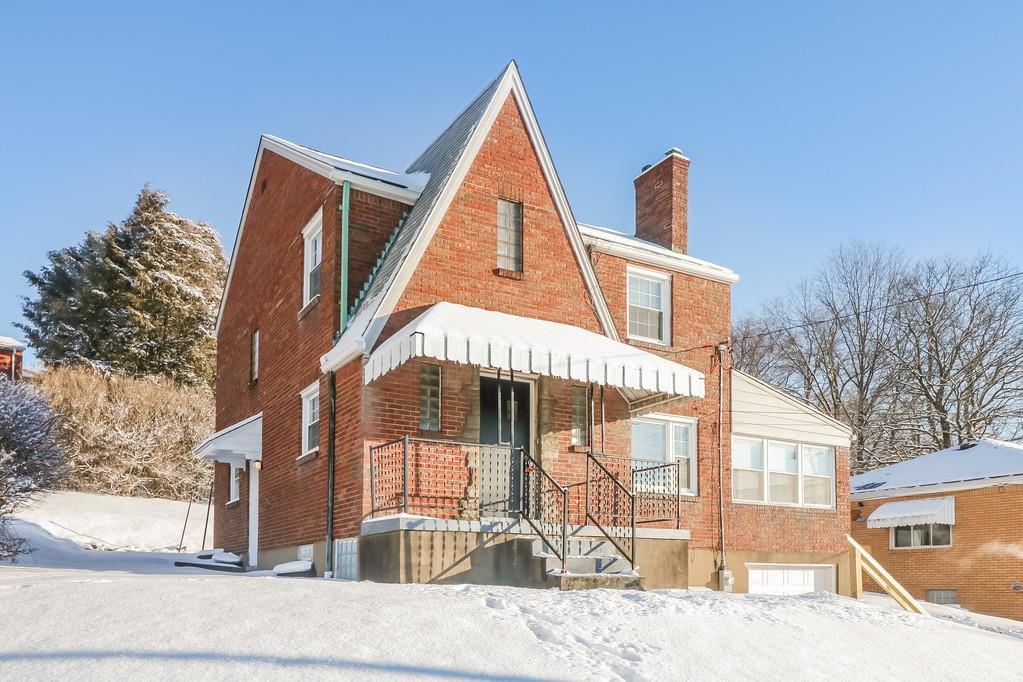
36, 366, 212, 501
0, 376, 65, 559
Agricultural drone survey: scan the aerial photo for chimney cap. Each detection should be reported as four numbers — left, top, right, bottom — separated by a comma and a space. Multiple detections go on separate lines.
665, 147, 686, 158
635, 147, 690, 180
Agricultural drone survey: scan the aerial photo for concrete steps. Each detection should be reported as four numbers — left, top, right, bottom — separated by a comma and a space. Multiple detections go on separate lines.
527, 535, 643, 590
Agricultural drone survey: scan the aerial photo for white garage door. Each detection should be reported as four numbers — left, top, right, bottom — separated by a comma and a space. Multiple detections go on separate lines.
747, 564, 836, 595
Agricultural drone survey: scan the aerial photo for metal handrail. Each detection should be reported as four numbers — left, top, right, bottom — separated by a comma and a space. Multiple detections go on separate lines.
599, 454, 685, 528
519, 451, 568, 572
585, 452, 636, 567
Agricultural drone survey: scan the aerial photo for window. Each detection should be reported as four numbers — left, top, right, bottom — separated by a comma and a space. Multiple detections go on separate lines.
926, 589, 958, 605
497, 199, 523, 271
732, 436, 835, 508
250, 329, 260, 382
571, 386, 589, 446
892, 523, 951, 549
627, 267, 670, 344
419, 364, 441, 431
300, 381, 320, 456
302, 209, 323, 306
228, 465, 241, 503
630, 415, 697, 494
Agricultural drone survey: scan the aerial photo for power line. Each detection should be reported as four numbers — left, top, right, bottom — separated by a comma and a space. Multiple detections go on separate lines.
731, 269, 1023, 343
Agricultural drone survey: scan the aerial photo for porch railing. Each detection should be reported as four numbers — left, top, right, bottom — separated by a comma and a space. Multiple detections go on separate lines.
368, 435, 567, 571
585, 453, 636, 567
520, 451, 568, 572
596, 455, 685, 528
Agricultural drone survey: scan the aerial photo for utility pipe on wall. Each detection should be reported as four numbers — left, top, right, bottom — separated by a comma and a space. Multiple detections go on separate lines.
716, 342, 731, 589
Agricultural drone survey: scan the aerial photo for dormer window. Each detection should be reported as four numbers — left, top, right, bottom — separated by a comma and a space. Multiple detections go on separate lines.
497, 199, 523, 272
302, 208, 323, 307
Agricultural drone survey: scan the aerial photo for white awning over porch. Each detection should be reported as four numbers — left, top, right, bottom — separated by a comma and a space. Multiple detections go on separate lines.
867, 497, 955, 528
194, 413, 263, 467
364, 302, 705, 400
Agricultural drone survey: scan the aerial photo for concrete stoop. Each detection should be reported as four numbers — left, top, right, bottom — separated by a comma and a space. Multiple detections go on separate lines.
527, 536, 644, 591
556, 573, 645, 591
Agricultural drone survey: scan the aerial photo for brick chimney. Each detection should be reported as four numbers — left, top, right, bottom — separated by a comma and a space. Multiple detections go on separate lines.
634, 147, 689, 253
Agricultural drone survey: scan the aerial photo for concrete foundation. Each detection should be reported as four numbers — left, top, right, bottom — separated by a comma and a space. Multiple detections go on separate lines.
689, 547, 855, 596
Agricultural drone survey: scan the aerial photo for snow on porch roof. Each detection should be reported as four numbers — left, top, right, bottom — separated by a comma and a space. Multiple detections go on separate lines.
364, 302, 705, 400
867, 497, 955, 528
194, 413, 262, 466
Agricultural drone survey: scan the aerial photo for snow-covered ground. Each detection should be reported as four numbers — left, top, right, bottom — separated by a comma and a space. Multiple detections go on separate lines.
1, 493, 1021, 680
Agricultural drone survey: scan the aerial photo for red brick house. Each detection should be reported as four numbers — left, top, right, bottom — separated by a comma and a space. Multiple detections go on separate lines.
851, 439, 1023, 620
197, 62, 853, 592
0, 336, 25, 381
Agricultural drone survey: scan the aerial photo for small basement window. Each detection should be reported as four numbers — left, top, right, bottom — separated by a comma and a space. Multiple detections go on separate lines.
497, 199, 523, 272
419, 364, 441, 431
300, 381, 320, 457
627, 266, 670, 344
302, 209, 323, 306
926, 589, 958, 605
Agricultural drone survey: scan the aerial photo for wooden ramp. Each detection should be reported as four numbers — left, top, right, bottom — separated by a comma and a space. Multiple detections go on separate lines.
847, 534, 927, 615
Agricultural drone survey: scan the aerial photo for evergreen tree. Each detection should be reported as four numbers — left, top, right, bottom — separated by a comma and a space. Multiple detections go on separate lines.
18, 187, 226, 386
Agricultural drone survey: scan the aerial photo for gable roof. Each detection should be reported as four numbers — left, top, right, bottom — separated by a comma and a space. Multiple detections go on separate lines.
323, 61, 618, 369
214, 134, 425, 335
851, 438, 1023, 499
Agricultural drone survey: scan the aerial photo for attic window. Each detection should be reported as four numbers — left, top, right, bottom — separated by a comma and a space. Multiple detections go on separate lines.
302, 209, 323, 307
497, 199, 523, 272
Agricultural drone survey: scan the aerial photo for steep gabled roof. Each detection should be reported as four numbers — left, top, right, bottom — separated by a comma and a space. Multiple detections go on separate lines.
323, 61, 618, 369
851, 438, 1023, 499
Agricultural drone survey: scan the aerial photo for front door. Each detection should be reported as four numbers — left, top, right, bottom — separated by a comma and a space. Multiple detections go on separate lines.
478, 376, 530, 514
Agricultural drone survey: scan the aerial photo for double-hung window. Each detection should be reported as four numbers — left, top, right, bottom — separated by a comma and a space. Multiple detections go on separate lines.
497, 199, 523, 272
893, 523, 951, 549
630, 415, 697, 494
570, 386, 589, 446
302, 209, 323, 306
228, 465, 241, 503
300, 381, 320, 457
419, 364, 441, 431
732, 436, 835, 507
627, 266, 670, 344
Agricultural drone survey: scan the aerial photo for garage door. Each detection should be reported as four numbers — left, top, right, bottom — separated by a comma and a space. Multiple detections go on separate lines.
747, 564, 836, 595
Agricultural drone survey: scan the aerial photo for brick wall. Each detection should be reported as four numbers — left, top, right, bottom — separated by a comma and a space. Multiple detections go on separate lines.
0, 349, 23, 380
379, 93, 605, 344
851, 485, 1023, 621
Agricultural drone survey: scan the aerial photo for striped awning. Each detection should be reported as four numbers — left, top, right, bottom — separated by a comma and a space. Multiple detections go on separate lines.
867, 497, 955, 528
365, 302, 705, 399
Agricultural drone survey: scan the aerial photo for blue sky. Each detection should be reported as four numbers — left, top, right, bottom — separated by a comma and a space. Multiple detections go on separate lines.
2, 2, 1021, 365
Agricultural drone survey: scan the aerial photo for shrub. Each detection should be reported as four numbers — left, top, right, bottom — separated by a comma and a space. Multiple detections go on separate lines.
36, 366, 213, 501
0, 377, 65, 558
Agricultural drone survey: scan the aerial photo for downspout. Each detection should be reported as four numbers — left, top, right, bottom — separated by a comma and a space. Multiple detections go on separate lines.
716, 342, 731, 590
325, 181, 350, 577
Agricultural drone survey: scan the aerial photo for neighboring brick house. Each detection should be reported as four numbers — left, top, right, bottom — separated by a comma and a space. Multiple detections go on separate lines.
197, 62, 853, 593
851, 439, 1023, 621
0, 336, 25, 381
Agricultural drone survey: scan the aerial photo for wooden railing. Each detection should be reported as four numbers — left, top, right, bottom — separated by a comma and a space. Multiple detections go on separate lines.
847, 534, 927, 615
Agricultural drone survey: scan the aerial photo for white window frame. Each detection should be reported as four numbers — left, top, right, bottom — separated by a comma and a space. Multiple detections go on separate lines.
250, 329, 260, 382
630, 413, 698, 495
890, 523, 953, 550
302, 208, 323, 307
496, 198, 523, 272
300, 381, 320, 457
731, 435, 836, 509
228, 464, 241, 504
626, 265, 671, 345
570, 385, 589, 446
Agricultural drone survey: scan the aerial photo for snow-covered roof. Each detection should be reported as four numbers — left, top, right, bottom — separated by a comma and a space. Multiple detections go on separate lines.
578, 223, 739, 284
194, 413, 263, 466
851, 439, 1023, 499
0, 336, 25, 351
363, 302, 705, 401
867, 497, 955, 528
262, 134, 429, 194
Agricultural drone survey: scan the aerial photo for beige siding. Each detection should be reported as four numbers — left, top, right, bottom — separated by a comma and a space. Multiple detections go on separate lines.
731, 371, 851, 447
